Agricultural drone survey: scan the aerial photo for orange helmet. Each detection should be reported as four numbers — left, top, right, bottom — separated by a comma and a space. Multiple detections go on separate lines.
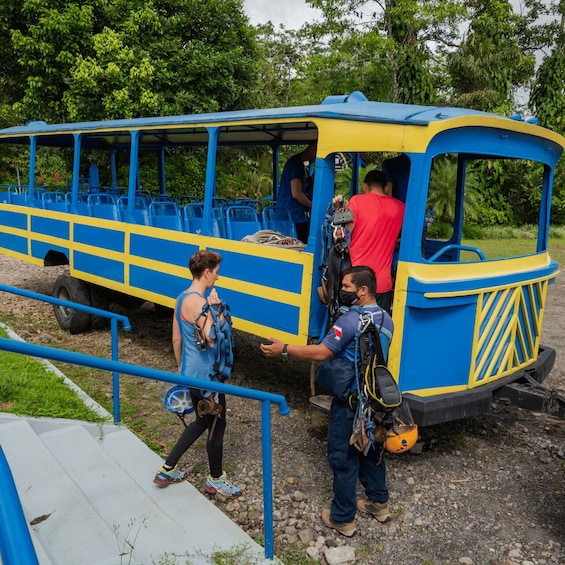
385, 424, 418, 453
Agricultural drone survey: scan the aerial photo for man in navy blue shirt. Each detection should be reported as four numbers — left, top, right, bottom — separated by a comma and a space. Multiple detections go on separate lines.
261, 265, 394, 537
276, 142, 317, 243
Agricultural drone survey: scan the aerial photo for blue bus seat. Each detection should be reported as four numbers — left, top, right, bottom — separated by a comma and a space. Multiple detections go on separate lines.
212, 197, 229, 207
42, 191, 68, 212
225, 205, 262, 240
65, 191, 90, 215
152, 194, 178, 204
7, 185, 27, 206
25, 188, 45, 208
178, 194, 200, 205
88, 193, 119, 221
262, 207, 297, 238
212, 205, 228, 238
149, 201, 183, 230
183, 203, 204, 233
137, 190, 152, 205
117, 195, 150, 224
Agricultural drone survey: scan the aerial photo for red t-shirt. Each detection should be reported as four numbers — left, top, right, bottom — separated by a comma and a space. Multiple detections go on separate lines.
348, 193, 405, 293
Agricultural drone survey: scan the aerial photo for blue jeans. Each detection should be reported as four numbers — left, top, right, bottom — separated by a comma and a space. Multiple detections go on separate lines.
327, 398, 388, 523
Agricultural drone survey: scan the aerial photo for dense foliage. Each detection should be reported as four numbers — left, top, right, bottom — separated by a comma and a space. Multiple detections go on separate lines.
0, 0, 564, 225
0, 0, 258, 123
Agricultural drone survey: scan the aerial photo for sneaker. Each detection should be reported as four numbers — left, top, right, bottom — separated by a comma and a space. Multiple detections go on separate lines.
357, 499, 391, 523
204, 471, 242, 499
321, 508, 356, 537
153, 466, 186, 488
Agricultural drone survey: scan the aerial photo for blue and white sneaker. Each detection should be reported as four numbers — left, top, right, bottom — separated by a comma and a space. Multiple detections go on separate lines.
204, 471, 242, 499
153, 466, 186, 488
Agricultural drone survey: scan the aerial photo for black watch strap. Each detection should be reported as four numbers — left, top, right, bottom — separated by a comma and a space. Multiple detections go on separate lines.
282, 343, 289, 358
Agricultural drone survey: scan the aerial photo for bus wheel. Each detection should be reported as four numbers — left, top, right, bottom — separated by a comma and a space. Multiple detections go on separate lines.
52, 275, 92, 334
88, 284, 111, 330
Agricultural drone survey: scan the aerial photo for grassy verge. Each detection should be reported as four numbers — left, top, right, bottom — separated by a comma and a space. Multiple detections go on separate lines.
0, 324, 104, 422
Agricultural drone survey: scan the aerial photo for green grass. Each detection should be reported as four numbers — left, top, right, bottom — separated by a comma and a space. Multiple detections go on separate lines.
0, 325, 104, 422
461, 238, 565, 265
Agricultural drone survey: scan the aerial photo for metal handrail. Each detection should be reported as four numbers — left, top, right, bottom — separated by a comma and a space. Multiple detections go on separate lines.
0, 284, 290, 561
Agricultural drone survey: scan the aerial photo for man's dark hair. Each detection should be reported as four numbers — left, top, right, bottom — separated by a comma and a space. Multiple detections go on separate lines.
344, 265, 377, 295
363, 169, 387, 188
189, 250, 222, 278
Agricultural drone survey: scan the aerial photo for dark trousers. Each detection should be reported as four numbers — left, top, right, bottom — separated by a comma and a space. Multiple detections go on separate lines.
295, 221, 310, 244
165, 390, 226, 478
327, 399, 388, 523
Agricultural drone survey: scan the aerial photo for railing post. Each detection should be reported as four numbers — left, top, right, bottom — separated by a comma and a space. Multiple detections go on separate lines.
110, 317, 121, 423
0, 447, 39, 565
261, 400, 275, 559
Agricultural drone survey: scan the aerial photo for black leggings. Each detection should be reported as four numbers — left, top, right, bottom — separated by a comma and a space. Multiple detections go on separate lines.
165, 390, 226, 478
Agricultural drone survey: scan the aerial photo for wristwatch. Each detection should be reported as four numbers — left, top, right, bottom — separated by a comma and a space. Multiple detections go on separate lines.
282, 344, 289, 360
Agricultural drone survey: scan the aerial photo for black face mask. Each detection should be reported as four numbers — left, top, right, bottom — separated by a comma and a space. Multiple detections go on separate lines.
338, 289, 359, 307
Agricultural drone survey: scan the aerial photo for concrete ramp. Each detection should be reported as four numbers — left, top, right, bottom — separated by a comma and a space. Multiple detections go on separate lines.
0, 413, 273, 565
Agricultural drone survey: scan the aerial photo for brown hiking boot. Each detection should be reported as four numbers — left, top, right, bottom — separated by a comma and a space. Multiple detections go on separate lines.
357, 499, 391, 523
321, 508, 356, 537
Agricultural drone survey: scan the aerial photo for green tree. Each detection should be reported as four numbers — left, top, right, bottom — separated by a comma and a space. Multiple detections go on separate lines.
447, 0, 536, 113
428, 157, 479, 223
530, 1, 565, 133
530, 1, 565, 225
1, 0, 258, 123
305, 0, 466, 104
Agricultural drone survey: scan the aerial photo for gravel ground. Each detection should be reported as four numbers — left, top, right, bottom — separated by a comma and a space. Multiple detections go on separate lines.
0, 254, 564, 565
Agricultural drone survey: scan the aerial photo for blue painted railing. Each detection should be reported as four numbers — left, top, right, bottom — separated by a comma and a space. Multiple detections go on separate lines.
0, 284, 290, 561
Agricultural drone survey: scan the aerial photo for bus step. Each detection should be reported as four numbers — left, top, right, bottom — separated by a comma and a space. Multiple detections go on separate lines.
494, 374, 565, 419
309, 394, 333, 414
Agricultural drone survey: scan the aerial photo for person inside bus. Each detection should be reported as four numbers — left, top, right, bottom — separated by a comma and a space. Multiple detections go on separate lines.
153, 250, 242, 499
260, 265, 393, 537
276, 142, 317, 243
333, 169, 404, 314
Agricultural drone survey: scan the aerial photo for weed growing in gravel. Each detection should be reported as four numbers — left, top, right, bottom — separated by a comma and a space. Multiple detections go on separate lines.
275, 541, 318, 564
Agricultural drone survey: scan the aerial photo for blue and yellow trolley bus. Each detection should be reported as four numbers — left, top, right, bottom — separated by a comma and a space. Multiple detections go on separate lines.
0, 91, 563, 425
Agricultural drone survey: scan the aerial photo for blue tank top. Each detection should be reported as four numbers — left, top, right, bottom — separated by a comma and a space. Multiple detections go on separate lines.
175, 290, 216, 381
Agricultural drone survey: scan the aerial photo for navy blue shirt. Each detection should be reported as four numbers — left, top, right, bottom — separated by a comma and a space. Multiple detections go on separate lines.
276, 153, 309, 223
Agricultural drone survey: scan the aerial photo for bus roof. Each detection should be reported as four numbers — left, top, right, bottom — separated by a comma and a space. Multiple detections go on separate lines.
1, 91, 563, 150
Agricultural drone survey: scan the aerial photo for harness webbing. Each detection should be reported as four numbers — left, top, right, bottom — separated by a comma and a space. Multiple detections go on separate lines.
351, 309, 396, 455
192, 299, 234, 382
320, 202, 352, 330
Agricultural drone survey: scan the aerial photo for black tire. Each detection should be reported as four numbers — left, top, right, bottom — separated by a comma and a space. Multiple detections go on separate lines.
154, 303, 173, 318
52, 275, 92, 334
88, 284, 111, 330
107, 289, 145, 310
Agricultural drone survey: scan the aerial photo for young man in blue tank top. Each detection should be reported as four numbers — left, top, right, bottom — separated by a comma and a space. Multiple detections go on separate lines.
261, 266, 393, 537
153, 250, 242, 499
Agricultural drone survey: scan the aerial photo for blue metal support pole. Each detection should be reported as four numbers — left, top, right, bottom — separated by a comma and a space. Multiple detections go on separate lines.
261, 400, 275, 559
110, 316, 121, 423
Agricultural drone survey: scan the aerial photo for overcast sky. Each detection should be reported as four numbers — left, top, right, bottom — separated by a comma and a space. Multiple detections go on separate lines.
243, 0, 321, 28
242, 0, 549, 30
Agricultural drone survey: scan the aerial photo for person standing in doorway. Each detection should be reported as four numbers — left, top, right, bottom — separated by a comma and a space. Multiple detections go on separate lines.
334, 169, 404, 313
276, 142, 317, 243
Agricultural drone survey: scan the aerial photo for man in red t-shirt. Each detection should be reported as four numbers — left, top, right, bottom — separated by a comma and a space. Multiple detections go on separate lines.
334, 169, 404, 313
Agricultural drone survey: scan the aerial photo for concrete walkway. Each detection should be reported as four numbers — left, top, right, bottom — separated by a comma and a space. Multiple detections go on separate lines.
0, 413, 273, 565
